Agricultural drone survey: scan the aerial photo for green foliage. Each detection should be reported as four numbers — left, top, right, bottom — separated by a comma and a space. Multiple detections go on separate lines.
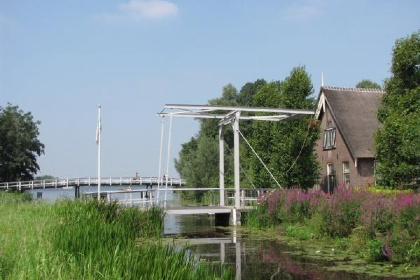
0, 103, 45, 182
248, 67, 320, 189
175, 67, 320, 192
35, 175, 57, 180
0, 191, 33, 203
375, 30, 420, 189
355, 79, 382, 89
284, 224, 314, 240
0, 194, 232, 280
316, 188, 363, 238
363, 238, 386, 261
244, 202, 271, 228
175, 84, 239, 201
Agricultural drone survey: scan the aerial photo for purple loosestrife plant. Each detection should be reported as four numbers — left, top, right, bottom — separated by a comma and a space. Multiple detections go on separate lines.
360, 192, 396, 238
317, 184, 365, 238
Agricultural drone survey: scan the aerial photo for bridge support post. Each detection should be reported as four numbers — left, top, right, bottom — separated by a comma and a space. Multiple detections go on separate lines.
233, 111, 240, 209
230, 208, 241, 226
74, 184, 80, 199
219, 126, 225, 206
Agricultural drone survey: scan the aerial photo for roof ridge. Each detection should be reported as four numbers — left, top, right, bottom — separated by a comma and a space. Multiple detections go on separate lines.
322, 85, 384, 93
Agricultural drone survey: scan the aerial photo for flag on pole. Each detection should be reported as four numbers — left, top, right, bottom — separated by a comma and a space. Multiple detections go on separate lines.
96, 105, 101, 144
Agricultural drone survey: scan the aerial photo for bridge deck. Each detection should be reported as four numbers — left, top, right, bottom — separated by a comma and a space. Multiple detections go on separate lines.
165, 206, 253, 215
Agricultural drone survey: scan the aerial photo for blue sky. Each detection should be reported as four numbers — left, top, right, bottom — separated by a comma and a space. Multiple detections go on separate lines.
1, 0, 419, 179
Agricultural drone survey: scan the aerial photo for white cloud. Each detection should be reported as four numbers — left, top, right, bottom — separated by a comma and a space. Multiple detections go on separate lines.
95, 0, 178, 22
283, 0, 326, 22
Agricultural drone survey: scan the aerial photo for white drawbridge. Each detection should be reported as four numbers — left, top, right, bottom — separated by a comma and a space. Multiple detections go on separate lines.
157, 104, 313, 225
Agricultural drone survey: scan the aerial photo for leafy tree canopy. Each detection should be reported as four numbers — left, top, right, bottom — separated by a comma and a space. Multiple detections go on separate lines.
355, 79, 382, 90
375, 30, 420, 189
248, 67, 319, 189
35, 175, 57, 180
0, 104, 45, 182
175, 66, 320, 194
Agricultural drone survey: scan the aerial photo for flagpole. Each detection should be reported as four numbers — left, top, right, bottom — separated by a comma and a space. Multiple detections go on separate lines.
97, 105, 101, 200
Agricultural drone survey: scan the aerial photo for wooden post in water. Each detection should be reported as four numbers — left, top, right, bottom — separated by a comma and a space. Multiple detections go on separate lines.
74, 184, 80, 199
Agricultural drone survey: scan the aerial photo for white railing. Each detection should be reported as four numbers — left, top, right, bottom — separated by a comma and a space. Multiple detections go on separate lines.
159, 187, 273, 208
83, 187, 272, 209
0, 176, 186, 191
83, 189, 154, 207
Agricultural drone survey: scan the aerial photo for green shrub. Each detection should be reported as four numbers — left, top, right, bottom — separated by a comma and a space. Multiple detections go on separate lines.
284, 224, 313, 240
363, 238, 386, 261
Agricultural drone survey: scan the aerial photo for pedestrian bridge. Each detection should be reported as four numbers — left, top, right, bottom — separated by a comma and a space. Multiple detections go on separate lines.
0, 176, 186, 191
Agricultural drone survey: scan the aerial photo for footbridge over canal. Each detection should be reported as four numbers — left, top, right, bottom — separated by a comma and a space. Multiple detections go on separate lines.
0, 176, 186, 192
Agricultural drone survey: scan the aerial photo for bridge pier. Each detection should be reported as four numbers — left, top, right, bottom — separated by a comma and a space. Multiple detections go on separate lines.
74, 184, 80, 199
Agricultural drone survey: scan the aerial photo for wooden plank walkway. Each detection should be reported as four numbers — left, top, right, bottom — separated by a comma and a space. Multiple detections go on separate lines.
0, 176, 186, 191
165, 206, 254, 215
166, 206, 232, 215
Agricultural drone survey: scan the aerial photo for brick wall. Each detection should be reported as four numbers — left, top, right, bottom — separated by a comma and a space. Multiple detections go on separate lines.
315, 103, 375, 191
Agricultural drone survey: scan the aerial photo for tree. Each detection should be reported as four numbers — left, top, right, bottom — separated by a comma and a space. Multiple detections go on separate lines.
247, 67, 320, 189
356, 79, 382, 90
375, 30, 420, 189
0, 104, 45, 182
35, 175, 57, 180
175, 67, 320, 193
174, 85, 239, 201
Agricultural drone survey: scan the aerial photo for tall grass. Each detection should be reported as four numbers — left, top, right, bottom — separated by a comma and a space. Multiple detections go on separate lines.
0, 194, 232, 280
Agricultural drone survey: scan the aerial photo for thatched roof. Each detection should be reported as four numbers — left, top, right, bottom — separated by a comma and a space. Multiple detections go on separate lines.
317, 86, 384, 159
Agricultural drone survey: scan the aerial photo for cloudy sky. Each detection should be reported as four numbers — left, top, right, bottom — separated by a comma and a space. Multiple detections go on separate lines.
1, 0, 419, 179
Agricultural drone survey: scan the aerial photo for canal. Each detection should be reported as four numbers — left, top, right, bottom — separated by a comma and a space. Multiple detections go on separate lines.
27, 187, 420, 279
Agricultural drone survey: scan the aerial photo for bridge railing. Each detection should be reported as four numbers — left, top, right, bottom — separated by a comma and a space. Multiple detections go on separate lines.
79, 187, 273, 209
158, 187, 274, 208
0, 177, 186, 191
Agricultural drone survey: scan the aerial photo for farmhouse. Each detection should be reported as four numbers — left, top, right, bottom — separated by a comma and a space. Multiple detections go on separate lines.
314, 86, 384, 193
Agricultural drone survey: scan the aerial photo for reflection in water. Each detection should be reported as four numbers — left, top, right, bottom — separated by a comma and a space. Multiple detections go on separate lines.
165, 214, 394, 280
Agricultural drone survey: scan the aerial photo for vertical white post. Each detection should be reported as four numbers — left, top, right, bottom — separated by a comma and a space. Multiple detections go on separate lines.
219, 126, 225, 206
157, 117, 165, 203
97, 105, 101, 200
233, 111, 240, 210
164, 114, 173, 205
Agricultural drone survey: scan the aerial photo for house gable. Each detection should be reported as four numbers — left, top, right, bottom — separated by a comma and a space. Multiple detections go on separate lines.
317, 86, 384, 159
315, 86, 384, 189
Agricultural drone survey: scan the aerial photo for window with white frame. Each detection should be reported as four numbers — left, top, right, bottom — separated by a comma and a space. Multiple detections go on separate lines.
343, 162, 350, 186
323, 121, 336, 149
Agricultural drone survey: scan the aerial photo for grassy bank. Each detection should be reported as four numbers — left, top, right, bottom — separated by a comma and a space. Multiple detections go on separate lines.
0, 192, 232, 280
245, 185, 420, 266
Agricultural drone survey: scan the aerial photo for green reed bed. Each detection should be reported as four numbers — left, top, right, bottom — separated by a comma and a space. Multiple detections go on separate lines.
0, 193, 231, 280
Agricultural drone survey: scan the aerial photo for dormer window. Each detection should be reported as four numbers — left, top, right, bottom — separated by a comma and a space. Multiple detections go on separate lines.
323, 121, 336, 149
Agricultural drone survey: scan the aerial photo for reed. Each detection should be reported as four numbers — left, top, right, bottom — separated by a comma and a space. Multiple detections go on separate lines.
0, 193, 232, 280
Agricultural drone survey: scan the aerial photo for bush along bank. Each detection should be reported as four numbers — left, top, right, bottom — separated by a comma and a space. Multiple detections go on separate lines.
0, 194, 232, 280
245, 185, 420, 265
